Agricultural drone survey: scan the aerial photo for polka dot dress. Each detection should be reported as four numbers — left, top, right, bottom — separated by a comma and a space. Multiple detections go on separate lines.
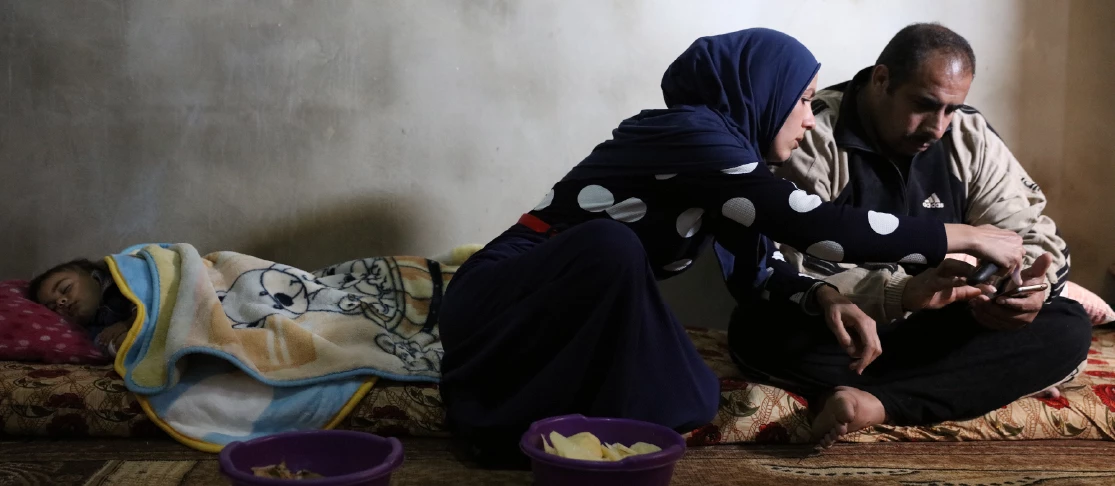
527, 160, 947, 308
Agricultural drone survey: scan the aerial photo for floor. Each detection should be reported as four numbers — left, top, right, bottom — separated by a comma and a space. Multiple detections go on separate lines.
3, 437, 1115, 485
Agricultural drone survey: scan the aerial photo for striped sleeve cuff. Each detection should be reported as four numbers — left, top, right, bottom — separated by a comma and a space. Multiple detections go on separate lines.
801, 281, 834, 316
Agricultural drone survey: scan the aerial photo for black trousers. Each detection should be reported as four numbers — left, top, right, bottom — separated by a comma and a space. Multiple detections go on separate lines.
728, 296, 1092, 425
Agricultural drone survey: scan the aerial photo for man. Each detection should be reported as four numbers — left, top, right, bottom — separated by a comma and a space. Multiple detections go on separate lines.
721, 23, 1093, 447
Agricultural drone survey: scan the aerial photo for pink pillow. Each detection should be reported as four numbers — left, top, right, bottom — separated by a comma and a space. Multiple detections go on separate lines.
1064, 281, 1115, 326
0, 280, 109, 364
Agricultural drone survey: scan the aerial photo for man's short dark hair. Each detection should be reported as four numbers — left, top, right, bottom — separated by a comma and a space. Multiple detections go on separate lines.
875, 23, 976, 92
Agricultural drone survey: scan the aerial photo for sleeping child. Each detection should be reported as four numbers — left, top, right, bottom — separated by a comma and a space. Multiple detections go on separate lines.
28, 259, 135, 356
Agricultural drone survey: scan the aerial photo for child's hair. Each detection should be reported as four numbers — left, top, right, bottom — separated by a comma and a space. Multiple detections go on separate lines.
27, 259, 102, 304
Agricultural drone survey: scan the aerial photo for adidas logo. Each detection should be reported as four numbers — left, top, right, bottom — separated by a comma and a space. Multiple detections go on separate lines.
922, 193, 945, 209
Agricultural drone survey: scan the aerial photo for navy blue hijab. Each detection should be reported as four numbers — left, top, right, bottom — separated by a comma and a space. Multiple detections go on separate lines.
567, 28, 820, 179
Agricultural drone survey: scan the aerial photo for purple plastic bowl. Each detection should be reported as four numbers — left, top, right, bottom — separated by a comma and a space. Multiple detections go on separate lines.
520, 414, 687, 486
218, 430, 404, 486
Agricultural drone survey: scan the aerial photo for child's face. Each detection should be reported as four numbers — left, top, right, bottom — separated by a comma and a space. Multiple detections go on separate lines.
35, 269, 102, 326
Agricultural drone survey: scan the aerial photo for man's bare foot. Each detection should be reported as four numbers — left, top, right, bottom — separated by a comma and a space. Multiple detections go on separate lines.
811, 386, 886, 450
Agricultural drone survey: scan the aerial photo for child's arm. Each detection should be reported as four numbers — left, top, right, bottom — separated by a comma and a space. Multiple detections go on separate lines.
94, 308, 135, 356
94, 321, 130, 355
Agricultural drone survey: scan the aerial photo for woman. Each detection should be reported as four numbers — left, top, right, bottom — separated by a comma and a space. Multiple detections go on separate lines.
439, 28, 1023, 465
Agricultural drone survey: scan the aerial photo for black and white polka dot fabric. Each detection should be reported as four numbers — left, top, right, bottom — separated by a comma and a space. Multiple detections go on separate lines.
529, 159, 946, 309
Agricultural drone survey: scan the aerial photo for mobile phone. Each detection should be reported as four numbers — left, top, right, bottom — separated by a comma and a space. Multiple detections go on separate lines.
967, 262, 1000, 286
1002, 283, 1048, 299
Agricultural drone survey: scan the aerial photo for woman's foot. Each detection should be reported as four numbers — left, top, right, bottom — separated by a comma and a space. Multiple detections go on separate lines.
1029, 386, 1062, 400
810, 386, 886, 450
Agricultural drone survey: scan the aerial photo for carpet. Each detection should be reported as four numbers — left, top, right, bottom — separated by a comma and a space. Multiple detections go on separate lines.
3, 438, 1115, 485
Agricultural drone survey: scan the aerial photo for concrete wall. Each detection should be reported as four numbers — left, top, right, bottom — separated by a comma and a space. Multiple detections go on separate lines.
1, 0, 1111, 328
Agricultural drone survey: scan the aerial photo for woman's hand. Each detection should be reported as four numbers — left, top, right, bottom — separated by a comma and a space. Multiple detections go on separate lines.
815, 285, 881, 375
945, 224, 1024, 277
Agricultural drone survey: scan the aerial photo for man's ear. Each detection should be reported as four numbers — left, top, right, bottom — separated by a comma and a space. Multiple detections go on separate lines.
870, 65, 890, 93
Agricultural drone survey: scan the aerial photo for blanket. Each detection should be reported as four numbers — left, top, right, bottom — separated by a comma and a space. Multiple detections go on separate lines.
106, 243, 477, 452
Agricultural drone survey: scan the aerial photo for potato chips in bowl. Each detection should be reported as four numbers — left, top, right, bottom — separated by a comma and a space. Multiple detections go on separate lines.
519, 414, 685, 486
541, 431, 663, 461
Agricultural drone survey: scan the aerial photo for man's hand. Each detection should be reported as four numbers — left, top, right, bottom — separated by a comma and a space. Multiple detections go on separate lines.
95, 321, 131, 354
902, 258, 985, 312
969, 253, 1052, 330
816, 285, 881, 375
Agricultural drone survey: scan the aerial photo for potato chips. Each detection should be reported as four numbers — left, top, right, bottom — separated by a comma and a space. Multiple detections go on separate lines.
250, 461, 324, 480
540, 431, 662, 462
